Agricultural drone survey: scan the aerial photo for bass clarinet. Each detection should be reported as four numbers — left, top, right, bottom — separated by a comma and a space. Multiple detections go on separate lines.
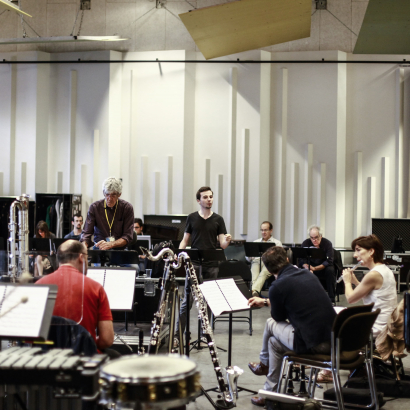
173, 252, 243, 409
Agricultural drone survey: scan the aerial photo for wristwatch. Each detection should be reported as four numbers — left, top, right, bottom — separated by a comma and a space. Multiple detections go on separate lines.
264, 299, 268, 307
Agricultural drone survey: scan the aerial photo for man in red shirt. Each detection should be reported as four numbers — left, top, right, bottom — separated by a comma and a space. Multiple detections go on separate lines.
37, 240, 114, 351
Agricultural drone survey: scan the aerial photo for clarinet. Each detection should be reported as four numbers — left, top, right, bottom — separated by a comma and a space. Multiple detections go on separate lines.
176, 253, 242, 408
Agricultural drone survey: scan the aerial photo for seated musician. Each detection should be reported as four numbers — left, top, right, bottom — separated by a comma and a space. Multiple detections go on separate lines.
248, 221, 282, 297
298, 225, 336, 303
80, 177, 134, 250
36, 240, 114, 352
318, 234, 397, 383
247, 247, 336, 407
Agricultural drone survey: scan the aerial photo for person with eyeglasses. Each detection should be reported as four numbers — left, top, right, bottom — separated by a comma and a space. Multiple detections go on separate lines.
80, 177, 134, 251
298, 225, 335, 303
247, 221, 282, 297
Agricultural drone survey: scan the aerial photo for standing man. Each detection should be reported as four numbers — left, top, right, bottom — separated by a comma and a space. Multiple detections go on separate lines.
248, 221, 282, 296
247, 247, 336, 407
36, 240, 114, 352
64, 214, 83, 240
298, 225, 335, 303
81, 177, 134, 250
174, 186, 232, 346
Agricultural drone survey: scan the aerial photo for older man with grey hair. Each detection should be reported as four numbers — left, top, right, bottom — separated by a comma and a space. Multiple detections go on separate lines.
298, 225, 335, 303
81, 177, 134, 250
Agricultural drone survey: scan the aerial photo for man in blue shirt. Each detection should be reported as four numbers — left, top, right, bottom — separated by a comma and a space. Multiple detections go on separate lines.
247, 247, 336, 407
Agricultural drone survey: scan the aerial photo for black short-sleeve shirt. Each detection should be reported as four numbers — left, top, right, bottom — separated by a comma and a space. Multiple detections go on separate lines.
185, 212, 227, 250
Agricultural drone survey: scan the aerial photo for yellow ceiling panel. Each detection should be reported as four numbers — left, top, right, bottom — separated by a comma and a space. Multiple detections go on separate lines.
179, 0, 311, 60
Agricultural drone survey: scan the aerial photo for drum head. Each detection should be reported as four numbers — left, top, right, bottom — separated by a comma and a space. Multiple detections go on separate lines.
101, 354, 197, 384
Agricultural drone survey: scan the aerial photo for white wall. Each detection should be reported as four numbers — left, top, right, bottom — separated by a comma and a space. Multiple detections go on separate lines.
0, 48, 409, 247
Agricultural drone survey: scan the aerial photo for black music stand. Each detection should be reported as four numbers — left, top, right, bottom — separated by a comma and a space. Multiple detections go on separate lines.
291, 247, 326, 270
88, 249, 141, 266
190, 249, 227, 352
244, 242, 276, 272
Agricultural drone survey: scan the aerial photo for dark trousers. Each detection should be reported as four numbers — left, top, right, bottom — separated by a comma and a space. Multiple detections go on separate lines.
174, 263, 218, 339
314, 265, 336, 301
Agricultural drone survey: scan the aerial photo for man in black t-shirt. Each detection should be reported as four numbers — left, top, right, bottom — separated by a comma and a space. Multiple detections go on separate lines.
174, 186, 232, 346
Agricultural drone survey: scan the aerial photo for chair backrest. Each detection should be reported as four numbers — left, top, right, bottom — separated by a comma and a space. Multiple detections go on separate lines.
333, 248, 343, 277
218, 260, 252, 282
338, 309, 380, 352
47, 316, 97, 356
332, 303, 374, 336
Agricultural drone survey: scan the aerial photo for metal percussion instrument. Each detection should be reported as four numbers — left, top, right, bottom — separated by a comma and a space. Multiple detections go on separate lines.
99, 354, 200, 409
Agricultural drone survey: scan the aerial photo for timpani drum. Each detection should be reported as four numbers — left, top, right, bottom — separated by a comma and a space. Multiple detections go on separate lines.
99, 354, 200, 409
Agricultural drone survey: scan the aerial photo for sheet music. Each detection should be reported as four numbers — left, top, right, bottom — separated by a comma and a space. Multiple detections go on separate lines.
200, 281, 232, 317
216, 278, 250, 312
0, 285, 49, 338
87, 270, 105, 287
87, 269, 136, 310
199, 278, 250, 317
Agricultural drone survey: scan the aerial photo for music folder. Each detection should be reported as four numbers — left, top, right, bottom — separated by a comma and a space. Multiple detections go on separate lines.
199, 277, 251, 317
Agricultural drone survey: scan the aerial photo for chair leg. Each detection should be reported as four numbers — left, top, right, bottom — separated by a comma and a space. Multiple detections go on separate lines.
307, 367, 316, 397
310, 368, 319, 398
332, 370, 345, 410
277, 357, 289, 393
366, 360, 379, 410
249, 309, 253, 335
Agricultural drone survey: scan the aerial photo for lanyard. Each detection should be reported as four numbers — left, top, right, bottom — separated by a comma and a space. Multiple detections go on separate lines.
104, 200, 118, 237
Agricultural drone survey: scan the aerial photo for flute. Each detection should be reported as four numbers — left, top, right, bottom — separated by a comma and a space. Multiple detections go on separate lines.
336, 260, 363, 283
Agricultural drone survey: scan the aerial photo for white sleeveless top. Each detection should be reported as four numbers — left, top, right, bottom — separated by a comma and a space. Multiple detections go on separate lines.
362, 264, 397, 337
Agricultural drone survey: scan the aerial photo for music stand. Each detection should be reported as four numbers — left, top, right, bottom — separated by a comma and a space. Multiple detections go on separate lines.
87, 250, 141, 266
244, 242, 276, 273
200, 276, 258, 401
190, 249, 226, 351
291, 247, 326, 270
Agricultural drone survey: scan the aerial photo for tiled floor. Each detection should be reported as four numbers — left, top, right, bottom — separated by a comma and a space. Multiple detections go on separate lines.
154, 292, 410, 410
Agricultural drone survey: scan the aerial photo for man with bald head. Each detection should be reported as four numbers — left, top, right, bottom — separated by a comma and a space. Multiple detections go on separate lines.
36, 240, 114, 351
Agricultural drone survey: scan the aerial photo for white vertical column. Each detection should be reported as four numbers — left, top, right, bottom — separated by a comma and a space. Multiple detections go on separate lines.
218, 174, 224, 215
279, 68, 288, 240
69, 70, 77, 193
141, 156, 148, 216
154, 172, 160, 215
93, 130, 100, 202
290, 163, 299, 242
205, 159, 211, 186
367, 177, 376, 234
21, 163, 27, 194
9, 58, 17, 195
229, 67, 238, 237
258, 51, 271, 224
318, 163, 326, 233
382, 157, 390, 217
303, 144, 313, 232
0, 173, 3, 196
81, 165, 88, 214
57, 172, 63, 193
354, 152, 363, 238
241, 129, 250, 235
335, 57, 347, 246
395, 67, 404, 217
168, 156, 173, 214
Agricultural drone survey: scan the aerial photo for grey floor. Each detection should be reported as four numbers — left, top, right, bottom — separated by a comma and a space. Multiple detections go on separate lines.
158, 291, 410, 410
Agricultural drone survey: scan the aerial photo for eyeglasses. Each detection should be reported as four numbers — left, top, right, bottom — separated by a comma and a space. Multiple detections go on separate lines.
104, 193, 119, 198
310, 235, 321, 241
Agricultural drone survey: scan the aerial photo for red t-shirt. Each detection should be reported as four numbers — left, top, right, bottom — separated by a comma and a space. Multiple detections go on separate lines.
36, 265, 113, 343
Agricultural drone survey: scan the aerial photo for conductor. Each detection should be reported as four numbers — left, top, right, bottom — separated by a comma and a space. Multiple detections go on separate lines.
81, 177, 134, 250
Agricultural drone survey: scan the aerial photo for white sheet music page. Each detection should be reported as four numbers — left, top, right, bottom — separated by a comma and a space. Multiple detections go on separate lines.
104, 269, 136, 310
216, 278, 250, 312
86, 269, 105, 287
199, 281, 231, 317
0, 285, 49, 338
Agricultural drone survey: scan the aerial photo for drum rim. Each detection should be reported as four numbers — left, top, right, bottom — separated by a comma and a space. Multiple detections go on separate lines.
100, 354, 198, 384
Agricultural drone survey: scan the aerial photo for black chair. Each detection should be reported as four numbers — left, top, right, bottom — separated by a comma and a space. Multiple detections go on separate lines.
47, 316, 97, 356
212, 260, 253, 335
278, 305, 379, 410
